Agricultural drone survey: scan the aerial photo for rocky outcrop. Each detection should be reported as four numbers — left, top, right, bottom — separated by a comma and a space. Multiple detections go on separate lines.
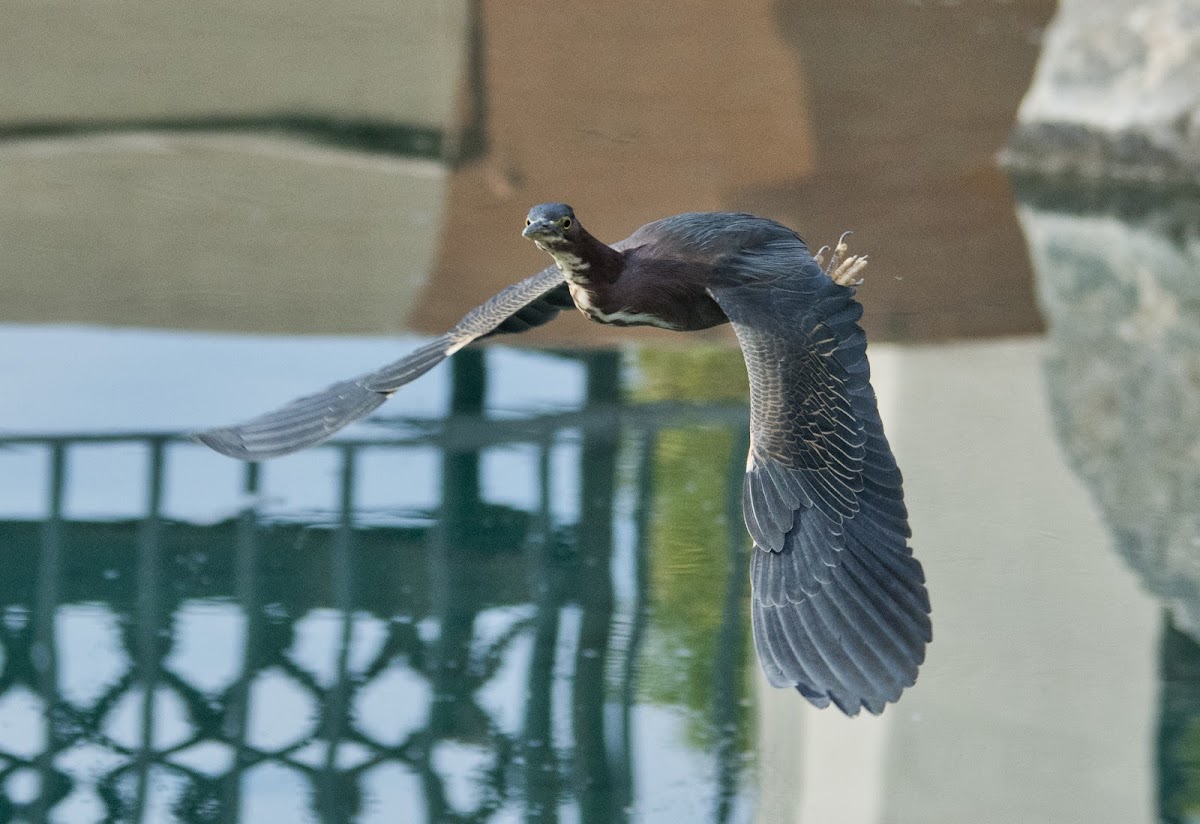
1002, 0, 1200, 183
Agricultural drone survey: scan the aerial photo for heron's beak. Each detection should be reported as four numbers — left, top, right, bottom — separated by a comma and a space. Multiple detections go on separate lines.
522, 219, 556, 239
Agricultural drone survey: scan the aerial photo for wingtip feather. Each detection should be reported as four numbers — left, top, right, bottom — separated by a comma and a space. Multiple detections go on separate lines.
193, 428, 251, 460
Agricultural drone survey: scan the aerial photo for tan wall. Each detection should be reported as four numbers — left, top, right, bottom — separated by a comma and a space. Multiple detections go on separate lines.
1, 1, 1053, 342
0, 135, 447, 335
415, 0, 1055, 345
0, 1, 467, 126
0, 1, 469, 335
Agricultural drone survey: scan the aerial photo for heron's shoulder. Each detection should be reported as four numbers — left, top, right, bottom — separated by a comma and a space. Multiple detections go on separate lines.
621, 211, 806, 256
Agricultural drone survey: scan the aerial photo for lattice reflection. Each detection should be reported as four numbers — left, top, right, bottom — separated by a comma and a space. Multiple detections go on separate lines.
0, 351, 755, 823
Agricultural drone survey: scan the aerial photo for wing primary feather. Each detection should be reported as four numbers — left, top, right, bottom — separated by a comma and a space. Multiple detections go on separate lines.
778, 601, 846, 706
798, 594, 878, 709
763, 603, 832, 698
195, 267, 567, 460
812, 570, 902, 701
751, 603, 792, 688
363, 337, 453, 392
195, 379, 389, 459
832, 554, 921, 671
842, 545, 932, 645
837, 554, 923, 673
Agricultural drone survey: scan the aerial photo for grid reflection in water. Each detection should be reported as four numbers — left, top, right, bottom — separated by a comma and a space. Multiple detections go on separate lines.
0, 349, 754, 823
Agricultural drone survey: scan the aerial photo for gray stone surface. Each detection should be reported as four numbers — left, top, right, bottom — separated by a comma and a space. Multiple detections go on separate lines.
1003, 0, 1200, 182
1016, 188, 1200, 637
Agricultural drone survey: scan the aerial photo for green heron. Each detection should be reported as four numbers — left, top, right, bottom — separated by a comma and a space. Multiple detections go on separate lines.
198, 203, 931, 715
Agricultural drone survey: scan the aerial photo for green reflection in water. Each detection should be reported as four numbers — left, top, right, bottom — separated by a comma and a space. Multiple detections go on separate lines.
1159, 617, 1200, 824
633, 346, 753, 759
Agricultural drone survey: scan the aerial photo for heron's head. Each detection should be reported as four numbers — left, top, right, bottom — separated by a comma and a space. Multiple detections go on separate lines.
522, 203, 579, 248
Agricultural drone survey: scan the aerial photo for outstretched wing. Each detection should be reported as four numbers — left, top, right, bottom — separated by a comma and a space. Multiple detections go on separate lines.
482, 281, 574, 337
196, 266, 567, 460
708, 254, 930, 716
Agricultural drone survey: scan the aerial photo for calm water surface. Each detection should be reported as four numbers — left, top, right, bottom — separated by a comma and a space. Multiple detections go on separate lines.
2, 2, 1199, 822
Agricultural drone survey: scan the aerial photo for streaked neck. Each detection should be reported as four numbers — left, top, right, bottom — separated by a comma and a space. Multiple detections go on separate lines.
541, 229, 623, 285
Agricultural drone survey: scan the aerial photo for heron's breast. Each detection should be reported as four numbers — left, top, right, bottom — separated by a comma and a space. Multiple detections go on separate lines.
567, 281, 679, 329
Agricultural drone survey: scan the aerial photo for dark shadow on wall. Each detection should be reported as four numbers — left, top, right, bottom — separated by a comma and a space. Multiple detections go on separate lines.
749, 0, 1057, 342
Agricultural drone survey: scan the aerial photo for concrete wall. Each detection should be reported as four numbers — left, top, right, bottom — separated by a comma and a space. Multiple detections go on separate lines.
0, 135, 447, 334
0, 1, 466, 126
0, 1, 467, 334
755, 338, 1160, 824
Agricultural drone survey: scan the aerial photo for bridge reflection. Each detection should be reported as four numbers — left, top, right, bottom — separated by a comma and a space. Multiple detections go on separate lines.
0, 350, 754, 823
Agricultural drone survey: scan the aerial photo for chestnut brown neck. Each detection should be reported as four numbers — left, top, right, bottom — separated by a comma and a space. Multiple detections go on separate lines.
543, 228, 625, 286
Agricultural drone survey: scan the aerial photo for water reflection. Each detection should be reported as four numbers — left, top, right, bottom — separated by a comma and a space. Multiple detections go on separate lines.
1019, 183, 1200, 632
4, 0, 1199, 819
1160, 618, 1200, 824
0, 349, 754, 822
1014, 181, 1200, 824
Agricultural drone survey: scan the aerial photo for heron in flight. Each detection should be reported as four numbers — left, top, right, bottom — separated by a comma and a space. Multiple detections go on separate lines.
198, 203, 931, 715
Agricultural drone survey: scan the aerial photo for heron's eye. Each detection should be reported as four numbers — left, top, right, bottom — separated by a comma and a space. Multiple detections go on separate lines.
561, 217, 573, 229
525, 218, 532, 226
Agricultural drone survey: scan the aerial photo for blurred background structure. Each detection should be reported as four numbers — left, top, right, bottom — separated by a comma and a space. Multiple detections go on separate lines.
0, 1, 1198, 822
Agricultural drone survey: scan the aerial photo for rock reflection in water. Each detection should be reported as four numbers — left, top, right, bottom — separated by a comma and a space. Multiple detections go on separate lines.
1016, 182, 1200, 824
1019, 185, 1200, 637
